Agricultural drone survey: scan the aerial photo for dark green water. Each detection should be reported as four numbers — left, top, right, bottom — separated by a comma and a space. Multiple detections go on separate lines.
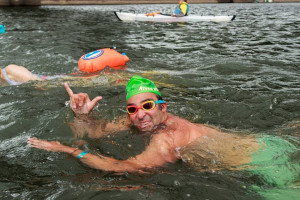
0, 3, 299, 200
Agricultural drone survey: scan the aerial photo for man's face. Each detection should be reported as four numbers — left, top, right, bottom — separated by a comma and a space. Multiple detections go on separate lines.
127, 93, 166, 132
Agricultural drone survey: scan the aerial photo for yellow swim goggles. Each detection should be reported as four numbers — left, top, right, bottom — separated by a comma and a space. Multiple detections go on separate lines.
126, 100, 165, 115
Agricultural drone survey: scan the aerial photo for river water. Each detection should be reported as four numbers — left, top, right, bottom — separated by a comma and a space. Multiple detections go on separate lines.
0, 3, 299, 200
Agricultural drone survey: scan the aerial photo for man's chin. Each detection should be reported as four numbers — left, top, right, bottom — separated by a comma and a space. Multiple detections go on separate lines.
138, 127, 151, 132
134, 122, 165, 134
137, 124, 154, 132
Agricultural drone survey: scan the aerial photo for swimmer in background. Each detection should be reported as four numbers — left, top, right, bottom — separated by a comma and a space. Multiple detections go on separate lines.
173, 0, 189, 17
0, 64, 65, 85
0, 64, 44, 85
0, 64, 129, 87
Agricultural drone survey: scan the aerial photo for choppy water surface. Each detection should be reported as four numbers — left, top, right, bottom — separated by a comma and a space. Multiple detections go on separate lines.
0, 3, 299, 200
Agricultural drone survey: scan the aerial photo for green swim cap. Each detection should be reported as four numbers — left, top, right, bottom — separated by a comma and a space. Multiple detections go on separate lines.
126, 75, 161, 101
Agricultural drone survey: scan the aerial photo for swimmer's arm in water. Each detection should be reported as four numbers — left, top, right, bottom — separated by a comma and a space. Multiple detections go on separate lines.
27, 133, 178, 173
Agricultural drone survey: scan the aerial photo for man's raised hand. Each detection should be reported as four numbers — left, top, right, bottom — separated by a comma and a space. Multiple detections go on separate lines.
64, 83, 102, 114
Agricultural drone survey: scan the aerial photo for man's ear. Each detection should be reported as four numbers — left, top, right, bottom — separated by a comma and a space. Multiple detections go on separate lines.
161, 102, 167, 112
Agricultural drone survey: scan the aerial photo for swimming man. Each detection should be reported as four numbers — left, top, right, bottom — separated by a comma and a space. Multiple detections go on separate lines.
28, 75, 260, 173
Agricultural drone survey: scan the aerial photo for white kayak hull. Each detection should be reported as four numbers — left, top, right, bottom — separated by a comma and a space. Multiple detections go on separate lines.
114, 12, 236, 23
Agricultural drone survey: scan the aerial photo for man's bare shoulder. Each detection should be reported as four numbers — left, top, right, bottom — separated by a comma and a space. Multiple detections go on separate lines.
165, 113, 191, 126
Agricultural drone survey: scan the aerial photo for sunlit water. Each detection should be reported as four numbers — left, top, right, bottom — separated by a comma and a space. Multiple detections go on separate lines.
0, 3, 299, 199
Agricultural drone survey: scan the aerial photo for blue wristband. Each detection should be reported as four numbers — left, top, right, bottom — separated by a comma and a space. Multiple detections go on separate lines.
76, 151, 88, 159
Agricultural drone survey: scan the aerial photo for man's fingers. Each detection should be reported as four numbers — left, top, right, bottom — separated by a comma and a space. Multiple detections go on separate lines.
64, 83, 77, 109
78, 94, 88, 107
27, 137, 37, 141
64, 83, 74, 97
27, 137, 39, 144
90, 96, 103, 108
28, 137, 55, 151
70, 93, 91, 109
27, 138, 43, 149
63, 83, 98, 114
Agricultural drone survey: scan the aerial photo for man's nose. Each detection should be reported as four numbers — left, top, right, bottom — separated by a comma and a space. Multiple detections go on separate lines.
136, 108, 146, 119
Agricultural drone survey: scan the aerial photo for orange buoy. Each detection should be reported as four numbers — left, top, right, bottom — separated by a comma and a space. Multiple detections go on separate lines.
78, 48, 130, 72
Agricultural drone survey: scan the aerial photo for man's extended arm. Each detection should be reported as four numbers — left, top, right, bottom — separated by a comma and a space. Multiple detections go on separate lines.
27, 132, 178, 173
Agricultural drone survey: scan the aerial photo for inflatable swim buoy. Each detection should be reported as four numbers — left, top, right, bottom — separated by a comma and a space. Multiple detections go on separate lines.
78, 48, 130, 72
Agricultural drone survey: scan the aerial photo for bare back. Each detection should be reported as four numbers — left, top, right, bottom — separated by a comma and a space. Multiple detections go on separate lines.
150, 114, 262, 171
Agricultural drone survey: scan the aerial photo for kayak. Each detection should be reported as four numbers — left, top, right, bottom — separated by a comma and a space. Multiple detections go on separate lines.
114, 11, 236, 23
